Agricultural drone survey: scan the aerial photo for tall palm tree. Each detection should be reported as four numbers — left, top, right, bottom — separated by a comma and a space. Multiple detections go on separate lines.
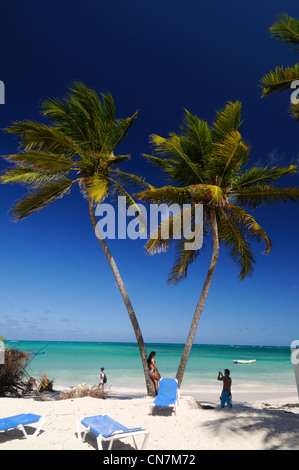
260, 13, 299, 118
136, 101, 299, 388
0, 82, 156, 395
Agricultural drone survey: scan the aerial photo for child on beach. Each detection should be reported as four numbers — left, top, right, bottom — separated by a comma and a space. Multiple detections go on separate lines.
98, 367, 107, 392
217, 369, 232, 408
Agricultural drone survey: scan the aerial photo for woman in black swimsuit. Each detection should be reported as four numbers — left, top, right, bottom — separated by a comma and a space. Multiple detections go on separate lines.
147, 351, 161, 394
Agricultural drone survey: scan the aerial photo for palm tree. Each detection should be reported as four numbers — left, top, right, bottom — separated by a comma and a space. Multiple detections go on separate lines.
0, 82, 156, 395
136, 101, 299, 388
260, 13, 299, 118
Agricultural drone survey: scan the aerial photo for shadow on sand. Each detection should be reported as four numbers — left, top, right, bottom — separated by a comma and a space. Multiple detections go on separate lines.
201, 401, 299, 450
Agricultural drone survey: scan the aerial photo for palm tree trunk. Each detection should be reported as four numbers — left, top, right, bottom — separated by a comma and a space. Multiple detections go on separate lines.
88, 198, 156, 396
176, 209, 220, 388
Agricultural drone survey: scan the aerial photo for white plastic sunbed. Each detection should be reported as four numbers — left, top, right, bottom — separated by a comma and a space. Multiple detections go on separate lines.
0, 413, 45, 440
151, 378, 180, 415
77, 414, 150, 450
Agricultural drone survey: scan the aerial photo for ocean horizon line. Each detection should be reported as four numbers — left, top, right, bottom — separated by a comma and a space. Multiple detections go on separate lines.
5, 339, 292, 349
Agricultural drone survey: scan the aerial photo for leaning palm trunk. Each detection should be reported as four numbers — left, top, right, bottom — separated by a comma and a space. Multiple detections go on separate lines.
0, 83, 157, 397
88, 199, 155, 396
176, 210, 219, 388
136, 101, 299, 389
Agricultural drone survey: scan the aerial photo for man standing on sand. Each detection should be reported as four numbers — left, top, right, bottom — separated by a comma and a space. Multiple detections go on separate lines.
217, 369, 232, 408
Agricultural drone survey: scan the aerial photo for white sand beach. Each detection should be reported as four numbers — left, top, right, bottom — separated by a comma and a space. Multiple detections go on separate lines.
0, 388, 298, 450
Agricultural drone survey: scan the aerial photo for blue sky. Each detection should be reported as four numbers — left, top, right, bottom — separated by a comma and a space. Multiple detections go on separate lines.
0, 0, 299, 346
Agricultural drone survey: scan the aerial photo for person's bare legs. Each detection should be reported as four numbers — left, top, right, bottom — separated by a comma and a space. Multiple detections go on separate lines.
151, 370, 160, 395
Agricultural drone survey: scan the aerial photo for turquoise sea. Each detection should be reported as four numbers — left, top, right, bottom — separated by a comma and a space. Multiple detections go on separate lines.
5, 341, 297, 395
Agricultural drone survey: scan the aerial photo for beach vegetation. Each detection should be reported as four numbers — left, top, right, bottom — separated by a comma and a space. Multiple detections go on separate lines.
136, 101, 299, 387
0, 346, 30, 396
0, 82, 156, 396
57, 383, 105, 400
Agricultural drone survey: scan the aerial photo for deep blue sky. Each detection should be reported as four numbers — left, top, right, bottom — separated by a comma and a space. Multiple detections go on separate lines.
0, 0, 298, 346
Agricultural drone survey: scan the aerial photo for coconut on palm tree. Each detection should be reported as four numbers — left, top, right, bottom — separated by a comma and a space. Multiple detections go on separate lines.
0, 82, 156, 395
136, 101, 299, 388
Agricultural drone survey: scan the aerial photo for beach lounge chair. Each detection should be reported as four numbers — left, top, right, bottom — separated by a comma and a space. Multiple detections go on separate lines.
151, 378, 180, 415
76, 414, 150, 450
0, 413, 45, 440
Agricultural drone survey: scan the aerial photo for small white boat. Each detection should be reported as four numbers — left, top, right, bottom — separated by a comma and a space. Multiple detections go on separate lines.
233, 359, 256, 364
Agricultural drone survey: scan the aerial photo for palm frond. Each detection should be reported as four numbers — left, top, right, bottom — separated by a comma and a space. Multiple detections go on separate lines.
5, 151, 75, 173
42, 82, 138, 156
226, 204, 272, 254
110, 177, 147, 234
142, 153, 178, 176
289, 101, 299, 120
5, 121, 83, 156
270, 13, 299, 51
145, 205, 193, 254
208, 131, 249, 184
231, 164, 298, 190
180, 111, 212, 166
260, 64, 299, 97
233, 184, 299, 209
42, 83, 109, 147
150, 133, 204, 183
110, 112, 139, 152
52, 84, 110, 150
0, 167, 64, 186
41, 96, 88, 143
136, 185, 192, 205
112, 169, 154, 190
146, 226, 175, 255
146, 204, 205, 258
104, 154, 131, 168
210, 101, 242, 142
101, 91, 116, 123
10, 177, 73, 221
218, 210, 255, 280
167, 239, 203, 285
